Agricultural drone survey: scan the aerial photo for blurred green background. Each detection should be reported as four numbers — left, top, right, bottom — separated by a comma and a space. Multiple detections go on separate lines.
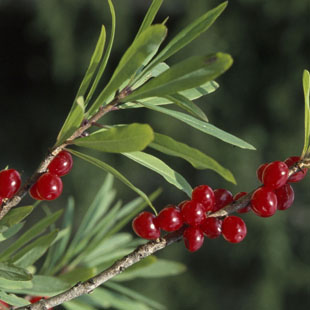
1, 0, 310, 309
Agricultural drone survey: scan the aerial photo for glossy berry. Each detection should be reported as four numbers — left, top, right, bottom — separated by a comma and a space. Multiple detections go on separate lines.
0, 169, 21, 198
262, 161, 289, 190
156, 205, 183, 232
0, 300, 9, 307
36, 173, 63, 201
29, 182, 43, 200
234, 192, 251, 214
275, 184, 294, 210
191, 185, 214, 212
183, 226, 204, 252
284, 156, 308, 183
48, 151, 73, 177
222, 216, 247, 243
256, 163, 268, 183
200, 217, 222, 239
251, 187, 277, 217
181, 200, 206, 226
132, 211, 160, 240
178, 200, 190, 211
212, 188, 233, 212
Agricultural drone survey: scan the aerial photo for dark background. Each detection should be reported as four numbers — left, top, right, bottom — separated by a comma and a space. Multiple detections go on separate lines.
1, 0, 310, 309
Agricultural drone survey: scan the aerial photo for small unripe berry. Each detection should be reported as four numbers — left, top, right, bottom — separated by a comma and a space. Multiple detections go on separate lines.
36, 173, 63, 201
181, 200, 206, 226
200, 217, 222, 239
212, 188, 233, 212
48, 151, 73, 177
274, 184, 294, 210
222, 216, 247, 243
284, 156, 308, 183
251, 187, 277, 217
156, 205, 183, 232
262, 161, 289, 190
183, 226, 204, 252
191, 185, 215, 212
132, 211, 160, 240
0, 169, 21, 198
256, 163, 268, 183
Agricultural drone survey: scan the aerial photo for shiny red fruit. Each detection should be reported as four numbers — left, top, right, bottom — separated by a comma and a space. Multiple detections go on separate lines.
0, 300, 9, 307
284, 156, 308, 183
183, 226, 204, 252
191, 185, 214, 212
132, 211, 160, 240
178, 200, 190, 211
36, 173, 63, 200
200, 217, 222, 239
222, 216, 247, 243
274, 184, 294, 210
156, 205, 183, 232
0, 169, 21, 198
212, 188, 233, 212
262, 161, 289, 190
29, 296, 53, 310
256, 163, 268, 183
234, 192, 251, 214
181, 200, 206, 226
29, 182, 43, 200
48, 151, 73, 177
251, 187, 277, 217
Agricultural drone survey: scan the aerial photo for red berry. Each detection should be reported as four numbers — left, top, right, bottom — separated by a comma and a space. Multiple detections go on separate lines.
178, 200, 190, 211
48, 151, 73, 177
212, 188, 233, 212
251, 187, 277, 217
29, 297, 53, 310
256, 163, 268, 183
234, 192, 251, 214
191, 185, 214, 212
183, 226, 204, 252
262, 161, 289, 190
0, 169, 21, 198
222, 216, 247, 243
274, 184, 294, 210
132, 211, 160, 240
29, 182, 43, 200
0, 197, 3, 205
200, 217, 222, 239
36, 173, 63, 201
156, 205, 183, 232
0, 300, 9, 307
181, 200, 206, 226
284, 156, 308, 183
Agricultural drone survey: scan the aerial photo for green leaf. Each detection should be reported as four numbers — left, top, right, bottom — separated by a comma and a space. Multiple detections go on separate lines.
122, 80, 219, 109
60, 267, 97, 285
0, 291, 30, 307
0, 278, 32, 291
64, 300, 97, 310
166, 93, 208, 121
11, 230, 58, 268
138, 102, 255, 150
56, 96, 85, 146
0, 263, 32, 281
125, 53, 232, 101
0, 210, 63, 261
150, 133, 236, 184
104, 282, 166, 310
76, 25, 106, 99
73, 123, 154, 153
135, 0, 163, 39
68, 149, 156, 212
87, 24, 167, 117
144, 2, 228, 70
0, 205, 33, 228
85, 0, 115, 106
302, 69, 310, 157
0, 222, 24, 242
123, 152, 192, 197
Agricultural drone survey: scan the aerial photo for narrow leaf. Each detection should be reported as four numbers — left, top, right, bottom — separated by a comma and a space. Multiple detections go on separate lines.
302, 69, 310, 157
123, 151, 192, 197
0, 205, 33, 228
125, 53, 233, 101
0, 278, 32, 291
87, 24, 167, 117
0, 222, 24, 242
0, 263, 32, 281
64, 300, 97, 310
56, 96, 85, 146
73, 123, 154, 153
60, 267, 97, 285
68, 149, 156, 212
138, 102, 255, 150
150, 133, 236, 183
0, 291, 30, 307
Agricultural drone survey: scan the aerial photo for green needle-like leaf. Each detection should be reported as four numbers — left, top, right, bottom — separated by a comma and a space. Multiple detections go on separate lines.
0, 291, 30, 307
124, 53, 232, 101
0, 223, 25, 242
302, 69, 310, 157
73, 123, 154, 153
150, 133, 236, 184
123, 151, 192, 197
138, 101, 255, 150
0, 206, 33, 228
68, 149, 156, 212
87, 24, 167, 117
0, 263, 32, 281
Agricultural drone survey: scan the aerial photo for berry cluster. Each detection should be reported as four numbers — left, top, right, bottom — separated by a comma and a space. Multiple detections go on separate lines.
29, 151, 73, 201
0, 168, 21, 204
132, 156, 307, 252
